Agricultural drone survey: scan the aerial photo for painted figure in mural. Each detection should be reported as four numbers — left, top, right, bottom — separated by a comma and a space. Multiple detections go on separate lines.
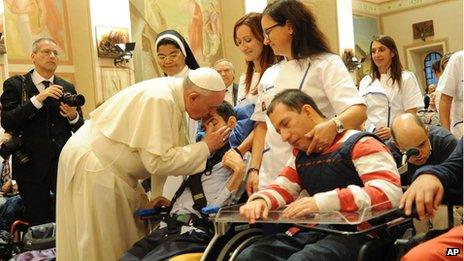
204, 1, 221, 62
35, 0, 65, 50
4, 0, 66, 59
188, 0, 204, 63
4, 0, 35, 55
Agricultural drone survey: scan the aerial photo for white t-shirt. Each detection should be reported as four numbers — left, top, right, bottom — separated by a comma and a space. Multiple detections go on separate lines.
437, 50, 463, 138
224, 82, 235, 106
251, 63, 286, 188
359, 71, 424, 129
252, 53, 365, 188
237, 72, 260, 106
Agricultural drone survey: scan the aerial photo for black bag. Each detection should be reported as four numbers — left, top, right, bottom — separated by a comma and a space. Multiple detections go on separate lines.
22, 222, 55, 251
0, 229, 12, 260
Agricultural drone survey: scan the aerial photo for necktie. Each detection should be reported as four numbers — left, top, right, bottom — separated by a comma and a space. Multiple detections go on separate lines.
42, 80, 51, 88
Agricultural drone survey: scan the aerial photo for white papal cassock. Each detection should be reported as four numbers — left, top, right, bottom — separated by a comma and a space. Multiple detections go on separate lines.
56, 77, 210, 260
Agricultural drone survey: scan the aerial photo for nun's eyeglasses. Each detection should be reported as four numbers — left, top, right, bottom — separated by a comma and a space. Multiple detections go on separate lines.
157, 51, 182, 62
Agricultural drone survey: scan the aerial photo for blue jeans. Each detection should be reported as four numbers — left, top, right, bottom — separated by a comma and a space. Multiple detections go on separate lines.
236, 229, 369, 261
0, 195, 24, 231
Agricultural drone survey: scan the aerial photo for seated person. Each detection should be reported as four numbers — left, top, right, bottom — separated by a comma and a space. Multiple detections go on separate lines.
401, 138, 463, 261
122, 102, 247, 260
238, 89, 402, 261
0, 157, 23, 232
387, 113, 457, 185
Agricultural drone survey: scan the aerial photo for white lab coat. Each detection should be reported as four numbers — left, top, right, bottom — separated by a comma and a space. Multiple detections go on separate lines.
437, 51, 463, 138
359, 71, 424, 129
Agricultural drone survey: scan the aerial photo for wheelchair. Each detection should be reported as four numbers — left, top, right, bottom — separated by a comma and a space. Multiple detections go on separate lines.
199, 201, 414, 261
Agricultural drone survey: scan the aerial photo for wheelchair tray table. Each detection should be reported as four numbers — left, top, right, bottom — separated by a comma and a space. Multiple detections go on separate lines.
213, 203, 409, 236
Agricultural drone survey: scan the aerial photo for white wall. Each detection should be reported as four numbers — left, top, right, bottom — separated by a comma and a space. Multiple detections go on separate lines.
89, 0, 134, 104
381, 0, 463, 67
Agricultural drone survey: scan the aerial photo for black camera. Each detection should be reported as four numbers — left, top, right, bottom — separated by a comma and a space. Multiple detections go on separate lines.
0, 134, 30, 165
60, 92, 85, 107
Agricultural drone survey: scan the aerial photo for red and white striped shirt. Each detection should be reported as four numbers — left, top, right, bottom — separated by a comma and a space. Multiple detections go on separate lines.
248, 130, 402, 212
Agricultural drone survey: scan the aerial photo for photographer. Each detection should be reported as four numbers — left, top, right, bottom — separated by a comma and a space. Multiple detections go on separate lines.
0, 38, 84, 225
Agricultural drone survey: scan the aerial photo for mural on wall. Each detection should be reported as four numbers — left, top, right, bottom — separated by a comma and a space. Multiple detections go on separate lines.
129, 0, 223, 81
3, 0, 73, 64
99, 67, 132, 102
353, 14, 380, 82
96, 27, 130, 58
0, 11, 5, 54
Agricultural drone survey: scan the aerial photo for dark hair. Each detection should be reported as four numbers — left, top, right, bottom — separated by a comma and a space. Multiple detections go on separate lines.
369, 35, 403, 87
155, 30, 200, 72
267, 89, 325, 118
440, 52, 455, 70
216, 101, 236, 122
233, 12, 276, 95
431, 59, 442, 74
391, 113, 426, 142
263, 0, 331, 60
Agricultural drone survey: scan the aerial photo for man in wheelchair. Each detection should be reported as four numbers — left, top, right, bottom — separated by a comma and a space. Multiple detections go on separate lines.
122, 101, 248, 260
238, 89, 403, 261
387, 112, 457, 186
401, 138, 462, 260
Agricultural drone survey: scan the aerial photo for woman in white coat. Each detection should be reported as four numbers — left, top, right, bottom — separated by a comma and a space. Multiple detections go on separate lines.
359, 35, 424, 140
247, 0, 367, 192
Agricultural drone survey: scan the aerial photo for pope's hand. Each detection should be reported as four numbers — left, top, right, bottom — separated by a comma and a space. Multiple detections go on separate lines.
145, 196, 171, 209
203, 125, 231, 153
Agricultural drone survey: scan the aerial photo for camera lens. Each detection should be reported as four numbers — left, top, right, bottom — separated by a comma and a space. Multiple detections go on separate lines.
61, 93, 86, 107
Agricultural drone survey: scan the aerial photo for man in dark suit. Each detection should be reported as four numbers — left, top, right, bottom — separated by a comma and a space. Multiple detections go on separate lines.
0, 38, 84, 225
214, 58, 238, 106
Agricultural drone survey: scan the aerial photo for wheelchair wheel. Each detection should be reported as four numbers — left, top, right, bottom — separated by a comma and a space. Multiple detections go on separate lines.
228, 235, 263, 260
216, 228, 262, 261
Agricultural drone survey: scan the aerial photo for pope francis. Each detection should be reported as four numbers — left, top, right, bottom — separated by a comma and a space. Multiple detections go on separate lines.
56, 68, 230, 260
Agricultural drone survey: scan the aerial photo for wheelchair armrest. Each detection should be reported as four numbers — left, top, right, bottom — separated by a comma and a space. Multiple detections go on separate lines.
202, 205, 220, 215
367, 207, 419, 226
135, 206, 169, 219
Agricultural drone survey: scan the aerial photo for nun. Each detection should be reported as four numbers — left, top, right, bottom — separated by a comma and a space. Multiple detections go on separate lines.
154, 30, 204, 200
155, 29, 200, 77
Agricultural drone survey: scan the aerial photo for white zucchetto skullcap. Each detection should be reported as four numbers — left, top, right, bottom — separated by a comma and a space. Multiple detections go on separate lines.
188, 67, 226, 91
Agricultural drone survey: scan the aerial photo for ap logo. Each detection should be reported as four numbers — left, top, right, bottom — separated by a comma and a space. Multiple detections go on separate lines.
446, 248, 461, 256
